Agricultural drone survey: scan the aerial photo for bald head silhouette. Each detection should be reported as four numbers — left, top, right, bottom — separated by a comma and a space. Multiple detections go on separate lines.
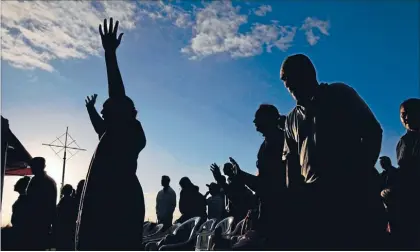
280, 54, 318, 105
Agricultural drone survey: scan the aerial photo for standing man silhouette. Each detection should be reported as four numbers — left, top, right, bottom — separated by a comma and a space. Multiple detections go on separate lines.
76, 18, 147, 250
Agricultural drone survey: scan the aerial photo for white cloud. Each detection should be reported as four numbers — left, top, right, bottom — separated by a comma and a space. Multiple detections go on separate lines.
253, 5, 272, 17
1, 1, 330, 71
1, 1, 139, 72
301, 17, 330, 46
180, 2, 297, 60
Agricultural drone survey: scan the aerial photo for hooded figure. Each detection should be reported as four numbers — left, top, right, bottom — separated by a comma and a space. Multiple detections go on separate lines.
176, 177, 206, 224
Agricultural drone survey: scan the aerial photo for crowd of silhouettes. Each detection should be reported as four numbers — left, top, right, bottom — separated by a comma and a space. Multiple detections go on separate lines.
1, 17, 420, 251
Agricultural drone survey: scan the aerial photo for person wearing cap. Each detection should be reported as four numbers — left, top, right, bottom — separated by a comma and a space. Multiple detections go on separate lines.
204, 183, 225, 221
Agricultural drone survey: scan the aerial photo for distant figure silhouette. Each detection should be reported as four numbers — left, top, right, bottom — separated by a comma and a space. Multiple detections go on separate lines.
11, 176, 31, 230
230, 104, 287, 249
26, 157, 57, 250
394, 98, 420, 248
76, 18, 146, 251
176, 177, 206, 224
56, 184, 77, 251
280, 54, 386, 249
204, 183, 225, 220
210, 163, 255, 223
156, 175, 176, 230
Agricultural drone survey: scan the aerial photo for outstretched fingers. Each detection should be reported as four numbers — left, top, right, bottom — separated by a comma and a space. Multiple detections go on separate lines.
113, 20, 120, 36
99, 24, 104, 37
103, 19, 108, 34
109, 18, 114, 34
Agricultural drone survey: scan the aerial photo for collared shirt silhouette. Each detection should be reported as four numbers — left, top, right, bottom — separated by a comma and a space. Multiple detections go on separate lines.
76, 18, 146, 251
26, 157, 57, 251
156, 176, 176, 229
280, 54, 384, 249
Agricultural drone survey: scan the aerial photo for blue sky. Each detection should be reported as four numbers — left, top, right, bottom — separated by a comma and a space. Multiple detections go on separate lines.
1, 1, 419, 225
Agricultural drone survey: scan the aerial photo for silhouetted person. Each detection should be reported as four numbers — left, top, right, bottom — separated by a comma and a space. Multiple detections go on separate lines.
204, 183, 225, 220
176, 177, 206, 224
74, 179, 85, 208
1, 116, 9, 205
56, 184, 77, 251
156, 175, 176, 230
210, 163, 255, 224
26, 157, 57, 250
228, 104, 287, 249
379, 156, 398, 191
393, 98, 420, 248
280, 54, 385, 249
11, 176, 31, 230
76, 18, 146, 251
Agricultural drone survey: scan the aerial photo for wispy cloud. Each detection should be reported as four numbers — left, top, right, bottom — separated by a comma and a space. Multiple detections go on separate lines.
253, 5, 273, 17
1, 1, 330, 71
1, 1, 138, 72
300, 17, 330, 46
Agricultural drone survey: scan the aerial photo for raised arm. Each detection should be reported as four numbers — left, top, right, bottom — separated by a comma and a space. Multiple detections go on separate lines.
229, 157, 260, 192
99, 18, 126, 98
85, 94, 106, 138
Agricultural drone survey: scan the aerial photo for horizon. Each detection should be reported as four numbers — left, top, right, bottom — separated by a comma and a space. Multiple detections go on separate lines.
1, 0, 419, 227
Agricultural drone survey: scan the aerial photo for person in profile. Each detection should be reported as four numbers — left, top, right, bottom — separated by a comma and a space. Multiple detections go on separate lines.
156, 175, 176, 230
204, 182, 225, 221
280, 54, 386, 249
76, 18, 146, 250
26, 157, 57, 250
227, 104, 287, 249
11, 176, 31, 231
393, 98, 420, 248
176, 177, 207, 224
56, 184, 77, 251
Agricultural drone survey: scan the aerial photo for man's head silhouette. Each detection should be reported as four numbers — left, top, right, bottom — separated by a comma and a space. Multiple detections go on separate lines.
379, 156, 393, 171
61, 184, 74, 197
207, 183, 220, 196
14, 176, 30, 194
400, 98, 420, 132
280, 54, 318, 105
101, 96, 137, 125
223, 163, 235, 178
29, 157, 46, 176
253, 104, 281, 136
161, 175, 170, 188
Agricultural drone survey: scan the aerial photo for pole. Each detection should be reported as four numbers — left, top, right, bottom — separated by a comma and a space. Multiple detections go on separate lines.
61, 127, 68, 192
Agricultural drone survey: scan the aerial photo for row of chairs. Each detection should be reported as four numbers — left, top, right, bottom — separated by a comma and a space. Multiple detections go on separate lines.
142, 217, 245, 251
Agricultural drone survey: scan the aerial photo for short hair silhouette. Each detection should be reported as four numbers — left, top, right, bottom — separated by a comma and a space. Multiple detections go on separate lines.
15, 176, 30, 193
29, 157, 46, 175
257, 104, 280, 118
400, 98, 420, 111
61, 184, 73, 197
281, 54, 316, 81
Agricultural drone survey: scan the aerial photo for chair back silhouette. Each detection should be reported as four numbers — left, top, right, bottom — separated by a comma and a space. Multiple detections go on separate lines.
158, 217, 202, 251
143, 222, 152, 236
144, 224, 164, 238
230, 219, 245, 237
195, 219, 217, 251
207, 217, 235, 249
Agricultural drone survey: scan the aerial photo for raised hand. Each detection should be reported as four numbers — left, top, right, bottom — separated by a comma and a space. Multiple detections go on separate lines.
229, 157, 241, 175
210, 163, 222, 177
99, 18, 123, 52
85, 94, 98, 108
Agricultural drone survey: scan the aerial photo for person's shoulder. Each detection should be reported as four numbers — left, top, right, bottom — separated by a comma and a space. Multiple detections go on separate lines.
325, 82, 357, 96
45, 174, 57, 186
